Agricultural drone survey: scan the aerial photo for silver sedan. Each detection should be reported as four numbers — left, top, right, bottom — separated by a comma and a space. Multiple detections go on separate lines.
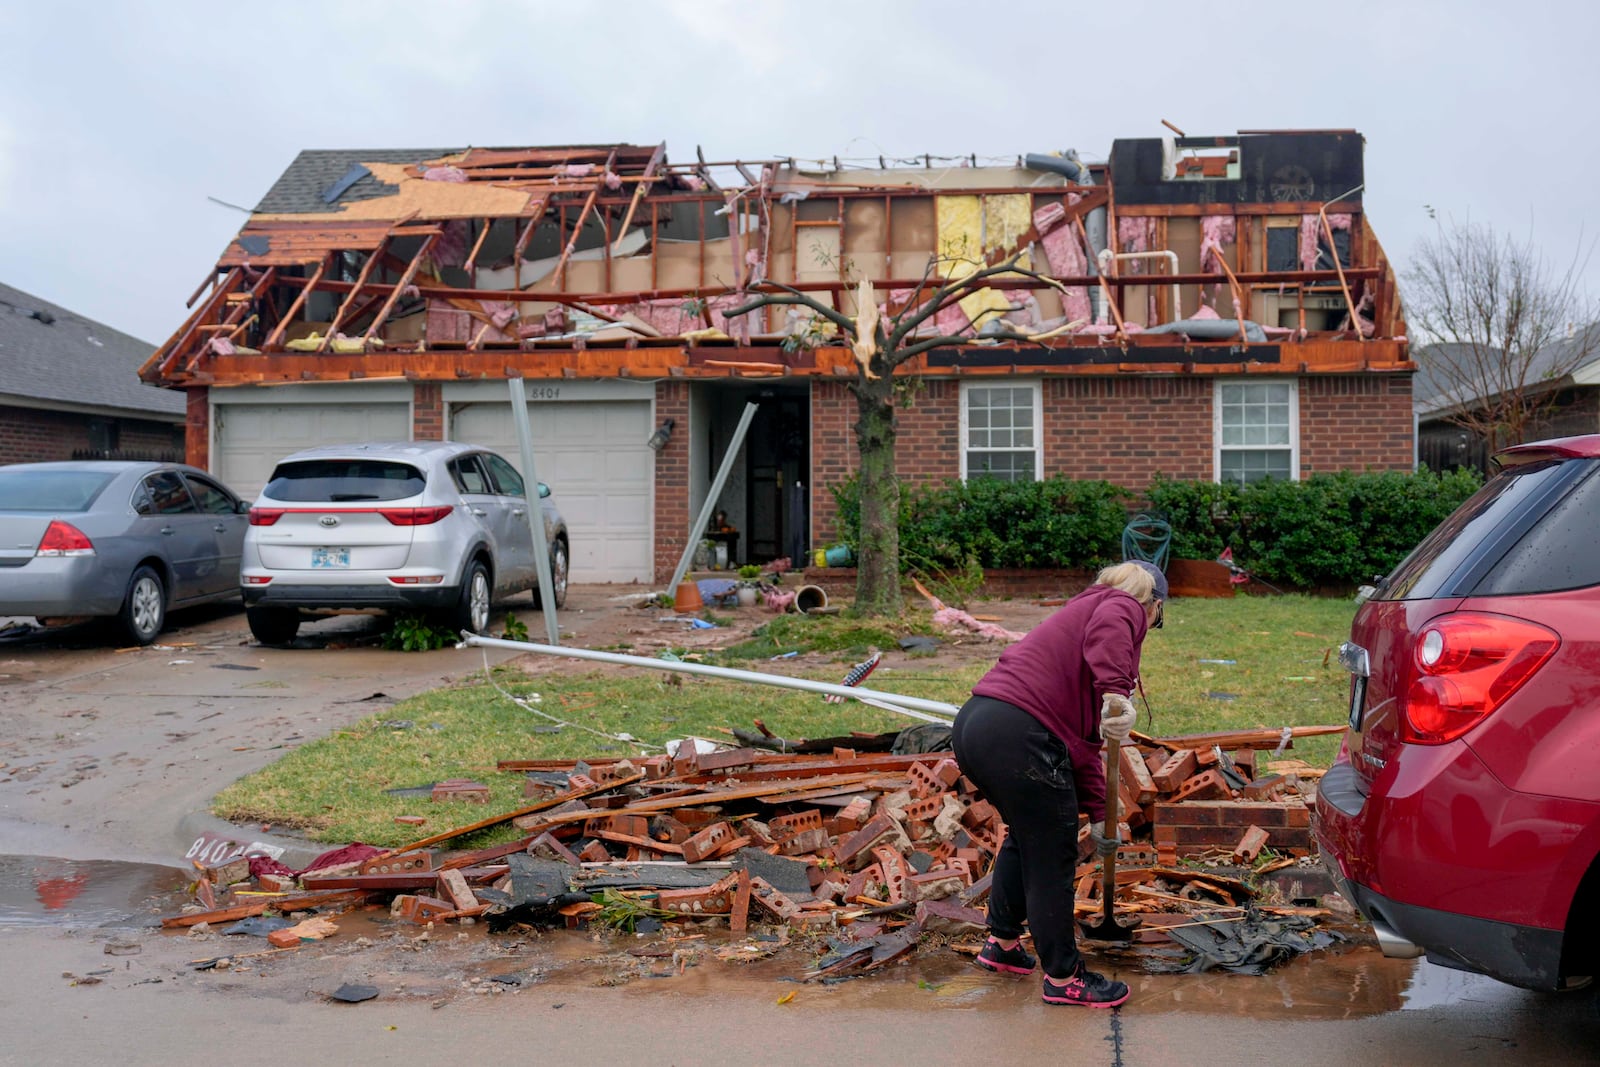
0, 461, 249, 644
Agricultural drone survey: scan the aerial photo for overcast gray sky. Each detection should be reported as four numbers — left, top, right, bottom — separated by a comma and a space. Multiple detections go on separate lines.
2, 0, 1596, 346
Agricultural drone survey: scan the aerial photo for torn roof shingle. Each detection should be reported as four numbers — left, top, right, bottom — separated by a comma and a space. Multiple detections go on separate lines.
253, 148, 460, 215
0, 281, 183, 418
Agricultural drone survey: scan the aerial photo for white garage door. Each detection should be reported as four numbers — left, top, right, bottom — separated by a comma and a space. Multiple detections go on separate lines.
449, 400, 652, 582
213, 402, 411, 501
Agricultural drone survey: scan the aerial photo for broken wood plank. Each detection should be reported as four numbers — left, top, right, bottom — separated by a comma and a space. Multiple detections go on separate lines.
382, 772, 645, 858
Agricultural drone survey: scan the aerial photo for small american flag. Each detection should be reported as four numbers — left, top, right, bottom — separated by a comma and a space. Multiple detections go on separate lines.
825, 651, 882, 704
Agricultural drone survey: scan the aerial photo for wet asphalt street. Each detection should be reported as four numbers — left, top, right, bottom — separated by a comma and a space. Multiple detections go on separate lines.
0, 599, 1596, 1064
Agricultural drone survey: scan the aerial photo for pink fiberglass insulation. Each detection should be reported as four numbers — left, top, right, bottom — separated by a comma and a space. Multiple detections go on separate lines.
884, 287, 973, 339
1300, 213, 1351, 271
1033, 199, 1091, 322
594, 294, 753, 342
1117, 217, 1157, 265
1199, 216, 1235, 274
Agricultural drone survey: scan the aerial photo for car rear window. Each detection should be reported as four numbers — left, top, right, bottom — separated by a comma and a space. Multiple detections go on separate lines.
0, 470, 115, 512
1472, 465, 1600, 595
263, 460, 426, 502
1377, 459, 1568, 600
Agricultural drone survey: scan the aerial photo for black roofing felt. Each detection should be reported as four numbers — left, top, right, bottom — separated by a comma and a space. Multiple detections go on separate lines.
253, 148, 459, 215
0, 281, 183, 417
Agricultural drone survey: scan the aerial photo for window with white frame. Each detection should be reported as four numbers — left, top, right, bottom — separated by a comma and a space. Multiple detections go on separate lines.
961, 382, 1041, 482
1216, 380, 1297, 485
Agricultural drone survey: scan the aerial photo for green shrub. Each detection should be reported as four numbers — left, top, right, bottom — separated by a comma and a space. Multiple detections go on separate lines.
829, 474, 1130, 571
1145, 476, 1243, 561
1228, 468, 1482, 587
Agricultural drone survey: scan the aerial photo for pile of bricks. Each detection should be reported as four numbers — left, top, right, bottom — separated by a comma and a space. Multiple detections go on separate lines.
162, 726, 1332, 947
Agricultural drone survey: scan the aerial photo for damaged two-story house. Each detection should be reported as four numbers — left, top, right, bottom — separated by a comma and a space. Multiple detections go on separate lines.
141, 130, 1414, 584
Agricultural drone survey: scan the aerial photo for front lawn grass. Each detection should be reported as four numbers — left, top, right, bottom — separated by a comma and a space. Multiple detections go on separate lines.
213, 593, 1357, 848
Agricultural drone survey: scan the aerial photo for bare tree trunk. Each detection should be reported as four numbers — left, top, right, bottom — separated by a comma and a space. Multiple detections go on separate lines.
852, 374, 902, 615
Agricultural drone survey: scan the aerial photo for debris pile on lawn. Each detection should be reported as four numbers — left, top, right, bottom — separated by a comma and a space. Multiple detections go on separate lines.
162, 724, 1345, 975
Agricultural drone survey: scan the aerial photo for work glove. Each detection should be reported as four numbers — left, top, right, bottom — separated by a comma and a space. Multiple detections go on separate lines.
1100, 692, 1137, 742
1090, 827, 1119, 859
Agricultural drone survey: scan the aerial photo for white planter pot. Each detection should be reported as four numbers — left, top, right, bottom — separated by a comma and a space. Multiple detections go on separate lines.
736, 586, 759, 607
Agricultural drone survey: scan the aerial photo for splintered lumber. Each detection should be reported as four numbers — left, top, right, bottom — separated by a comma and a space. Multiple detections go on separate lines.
383, 773, 645, 857
519, 772, 889, 828
160, 891, 367, 929
1133, 725, 1346, 751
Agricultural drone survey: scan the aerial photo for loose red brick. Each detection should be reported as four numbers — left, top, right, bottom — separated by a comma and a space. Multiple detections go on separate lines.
1121, 745, 1158, 804
1233, 825, 1271, 865
1171, 768, 1231, 802
682, 821, 734, 863
1151, 749, 1199, 792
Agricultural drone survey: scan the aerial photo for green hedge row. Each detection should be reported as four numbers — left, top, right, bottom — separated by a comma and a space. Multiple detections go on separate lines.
830, 468, 1483, 589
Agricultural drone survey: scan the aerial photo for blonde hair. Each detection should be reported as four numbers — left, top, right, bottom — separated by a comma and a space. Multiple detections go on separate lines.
1094, 561, 1157, 605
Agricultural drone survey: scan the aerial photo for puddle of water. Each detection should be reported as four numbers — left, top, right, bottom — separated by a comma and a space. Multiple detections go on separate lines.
1400, 959, 1528, 1010
0, 855, 187, 929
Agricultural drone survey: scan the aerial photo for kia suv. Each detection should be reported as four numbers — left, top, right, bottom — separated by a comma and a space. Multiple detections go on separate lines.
240, 442, 568, 646
1316, 435, 1600, 992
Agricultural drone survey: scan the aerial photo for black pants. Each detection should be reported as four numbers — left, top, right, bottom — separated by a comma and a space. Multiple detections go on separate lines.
951, 694, 1081, 980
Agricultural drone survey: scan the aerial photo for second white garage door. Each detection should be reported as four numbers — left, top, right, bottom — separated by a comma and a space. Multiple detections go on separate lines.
213, 399, 412, 501
449, 400, 652, 583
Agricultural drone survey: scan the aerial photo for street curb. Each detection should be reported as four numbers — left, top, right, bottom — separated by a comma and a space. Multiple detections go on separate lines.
175, 809, 329, 872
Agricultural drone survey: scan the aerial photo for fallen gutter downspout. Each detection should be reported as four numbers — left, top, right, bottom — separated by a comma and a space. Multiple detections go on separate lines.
457, 633, 961, 722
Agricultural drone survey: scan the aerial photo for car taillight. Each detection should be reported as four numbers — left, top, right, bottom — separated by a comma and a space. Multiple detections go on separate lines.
36, 520, 94, 556
1402, 612, 1559, 745
249, 508, 284, 526
379, 506, 453, 526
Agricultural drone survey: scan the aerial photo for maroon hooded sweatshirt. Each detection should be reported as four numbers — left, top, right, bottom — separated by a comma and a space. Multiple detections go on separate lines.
969, 584, 1148, 822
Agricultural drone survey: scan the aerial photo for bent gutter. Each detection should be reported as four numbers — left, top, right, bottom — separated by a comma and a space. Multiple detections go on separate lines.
458, 634, 960, 722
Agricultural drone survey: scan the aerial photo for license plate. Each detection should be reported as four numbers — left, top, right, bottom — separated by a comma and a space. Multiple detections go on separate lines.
1348, 676, 1368, 731
312, 547, 350, 568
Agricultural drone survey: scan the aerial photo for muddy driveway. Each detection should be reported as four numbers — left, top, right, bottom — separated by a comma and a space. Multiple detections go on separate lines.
1, 589, 1595, 1063
0, 585, 683, 862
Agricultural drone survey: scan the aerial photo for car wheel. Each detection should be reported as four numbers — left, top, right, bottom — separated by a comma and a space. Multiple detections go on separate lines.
448, 559, 491, 635
532, 539, 568, 610
247, 607, 300, 646
118, 566, 166, 646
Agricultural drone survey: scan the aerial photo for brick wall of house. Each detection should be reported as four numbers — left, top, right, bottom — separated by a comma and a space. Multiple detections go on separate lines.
805, 372, 1416, 547
185, 388, 209, 470
652, 381, 691, 581
413, 382, 443, 440
0, 404, 184, 465
1043, 377, 1215, 482
1299, 375, 1414, 473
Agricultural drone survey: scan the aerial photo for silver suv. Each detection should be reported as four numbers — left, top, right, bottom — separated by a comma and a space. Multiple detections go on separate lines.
240, 441, 567, 646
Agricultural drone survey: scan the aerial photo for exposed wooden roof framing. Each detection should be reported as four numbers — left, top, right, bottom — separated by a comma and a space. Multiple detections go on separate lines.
141, 132, 1413, 389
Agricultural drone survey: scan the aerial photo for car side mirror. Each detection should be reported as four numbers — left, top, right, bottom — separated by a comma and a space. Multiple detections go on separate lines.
237, 500, 252, 514
537, 482, 551, 499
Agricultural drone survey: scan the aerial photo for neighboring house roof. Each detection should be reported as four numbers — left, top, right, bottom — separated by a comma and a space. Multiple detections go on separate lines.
0, 282, 184, 419
1413, 326, 1600, 420
254, 148, 459, 215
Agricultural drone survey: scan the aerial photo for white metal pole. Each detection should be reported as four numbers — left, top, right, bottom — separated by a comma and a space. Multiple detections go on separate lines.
459, 632, 960, 720
507, 377, 560, 646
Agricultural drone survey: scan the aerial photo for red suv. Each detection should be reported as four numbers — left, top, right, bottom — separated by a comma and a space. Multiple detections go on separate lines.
1316, 435, 1600, 992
